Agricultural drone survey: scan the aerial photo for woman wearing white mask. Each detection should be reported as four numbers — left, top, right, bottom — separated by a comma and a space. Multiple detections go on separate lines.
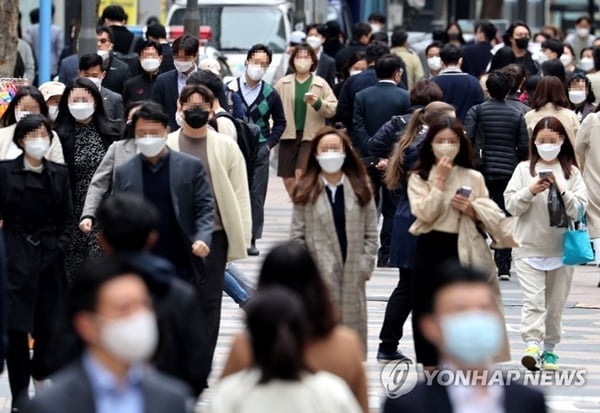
55, 78, 122, 279
578, 47, 595, 73
560, 44, 584, 76
0, 86, 64, 162
275, 44, 338, 195
290, 127, 377, 354
567, 73, 596, 121
408, 116, 512, 368
505, 116, 587, 371
0, 114, 73, 410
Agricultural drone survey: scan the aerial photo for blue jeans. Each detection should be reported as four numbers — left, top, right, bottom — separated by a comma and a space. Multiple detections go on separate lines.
224, 270, 250, 305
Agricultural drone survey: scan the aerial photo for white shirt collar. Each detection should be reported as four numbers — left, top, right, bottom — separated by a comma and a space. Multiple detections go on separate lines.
321, 175, 344, 202
379, 79, 397, 85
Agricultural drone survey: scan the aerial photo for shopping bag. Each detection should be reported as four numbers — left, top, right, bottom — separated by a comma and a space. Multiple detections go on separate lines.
562, 207, 595, 265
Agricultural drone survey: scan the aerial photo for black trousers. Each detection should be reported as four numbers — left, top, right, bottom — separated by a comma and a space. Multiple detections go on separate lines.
367, 165, 395, 263
195, 230, 228, 370
250, 144, 270, 242
486, 178, 512, 275
378, 267, 412, 353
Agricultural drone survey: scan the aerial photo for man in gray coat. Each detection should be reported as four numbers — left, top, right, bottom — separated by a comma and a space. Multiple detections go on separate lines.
22, 257, 194, 413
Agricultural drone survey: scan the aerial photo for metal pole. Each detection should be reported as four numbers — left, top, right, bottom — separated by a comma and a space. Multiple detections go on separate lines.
79, 0, 97, 56
184, 0, 200, 37
589, 0, 595, 32
39, 0, 52, 82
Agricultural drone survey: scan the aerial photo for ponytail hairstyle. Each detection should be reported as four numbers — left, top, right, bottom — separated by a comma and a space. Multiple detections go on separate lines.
385, 101, 455, 189
246, 286, 309, 383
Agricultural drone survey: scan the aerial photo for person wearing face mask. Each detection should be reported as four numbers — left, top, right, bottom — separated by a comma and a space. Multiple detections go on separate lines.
565, 16, 596, 63
152, 35, 200, 131
561, 44, 585, 76
166, 85, 251, 366
384, 261, 547, 413
55, 78, 123, 280
306, 24, 337, 88
425, 41, 443, 77
0, 114, 74, 411
23, 257, 194, 413
291, 127, 378, 354
503, 21, 539, 76
505, 117, 587, 371
95, 25, 132, 94
567, 73, 596, 121
444, 22, 466, 47
78, 53, 124, 121
38, 81, 65, 122
332, 51, 367, 97
122, 40, 164, 105
408, 116, 513, 368
275, 44, 338, 195
368, 13, 386, 35
390, 28, 424, 90
578, 47, 595, 73
0, 86, 64, 163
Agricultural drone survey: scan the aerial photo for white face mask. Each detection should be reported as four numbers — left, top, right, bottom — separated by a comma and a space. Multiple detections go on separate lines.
100, 309, 158, 364
15, 110, 32, 122
68, 102, 95, 121
85, 77, 102, 90
246, 64, 265, 81
427, 56, 442, 71
306, 35, 322, 50
97, 49, 110, 61
579, 57, 594, 72
173, 60, 194, 73
24, 138, 50, 160
534, 50, 549, 64
294, 59, 312, 73
175, 111, 183, 127
560, 54, 573, 67
141, 58, 161, 73
577, 27, 590, 38
432, 143, 460, 161
536, 142, 562, 161
568, 89, 587, 105
136, 136, 166, 157
48, 105, 59, 121
349, 70, 362, 76
370, 24, 382, 34
317, 151, 345, 173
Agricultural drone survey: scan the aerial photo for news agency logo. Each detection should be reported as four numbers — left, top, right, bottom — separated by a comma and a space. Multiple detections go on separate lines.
381, 363, 587, 399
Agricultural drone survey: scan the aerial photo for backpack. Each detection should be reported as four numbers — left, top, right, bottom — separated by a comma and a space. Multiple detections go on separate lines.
215, 111, 260, 187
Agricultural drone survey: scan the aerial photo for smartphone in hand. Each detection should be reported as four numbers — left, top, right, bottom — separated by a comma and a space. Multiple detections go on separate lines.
539, 170, 553, 180
456, 186, 472, 197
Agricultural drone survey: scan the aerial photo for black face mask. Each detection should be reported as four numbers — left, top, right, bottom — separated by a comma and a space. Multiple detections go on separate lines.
184, 109, 209, 129
515, 37, 530, 50
447, 32, 460, 41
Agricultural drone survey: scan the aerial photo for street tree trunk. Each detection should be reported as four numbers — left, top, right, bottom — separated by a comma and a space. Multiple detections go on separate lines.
0, 0, 19, 77
480, 0, 504, 19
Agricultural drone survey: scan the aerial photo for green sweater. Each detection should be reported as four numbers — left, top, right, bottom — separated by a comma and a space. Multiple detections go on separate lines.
294, 75, 322, 131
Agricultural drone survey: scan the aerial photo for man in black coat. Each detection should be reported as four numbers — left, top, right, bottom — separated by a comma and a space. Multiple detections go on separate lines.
334, 22, 372, 74
101, 5, 143, 55
306, 24, 337, 88
146, 23, 175, 73
78, 53, 124, 121
96, 25, 132, 94
95, 193, 211, 396
461, 21, 497, 78
463, 70, 529, 280
383, 262, 547, 413
122, 40, 164, 105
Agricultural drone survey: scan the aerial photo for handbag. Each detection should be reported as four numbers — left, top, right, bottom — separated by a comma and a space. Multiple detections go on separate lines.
548, 183, 568, 228
562, 206, 595, 265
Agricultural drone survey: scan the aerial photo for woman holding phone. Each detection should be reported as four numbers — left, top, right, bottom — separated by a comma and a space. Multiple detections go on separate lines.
505, 116, 587, 371
275, 43, 338, 195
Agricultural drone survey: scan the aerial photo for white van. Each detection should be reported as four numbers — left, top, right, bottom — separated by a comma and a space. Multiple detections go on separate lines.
165, 0, 294, 84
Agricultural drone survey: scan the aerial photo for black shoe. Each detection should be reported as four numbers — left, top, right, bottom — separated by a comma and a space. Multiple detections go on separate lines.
499, 273, 511, 281
377, 350, 412, 363
247, 245, 260, 256
377, 259, 389, 268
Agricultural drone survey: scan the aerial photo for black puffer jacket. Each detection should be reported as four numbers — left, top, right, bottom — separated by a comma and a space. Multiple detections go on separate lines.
464, 99, 529, 180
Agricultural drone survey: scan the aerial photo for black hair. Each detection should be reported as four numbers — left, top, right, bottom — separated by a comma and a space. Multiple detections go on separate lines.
131, 101, 169, 129
258, 242, 337, 338
541, 59, 566, 86
375, 54, 404, 79
352, 23, 372, 41
541, 38, 563, 57
489, 46, 517, 71
246, 44, 273, 64
568, 72, 596, 104
391, 27, 408, 47
424, 259, 490, 313
444, 22, 466, 45
96, 25, 114, 43
365, 40, 390, 64
425, 41, 444, 56
502, 21, 531, 47
145, 16, 160, 26
525, 74, 541, 97
305, 23, 322, 35
246, 287, 308, 383
368, 13, 386, 24
439, 43, 462, 66
576, 16, 593, 27
593, 47, 600, 71
371, 31, 389, 44
186, 70, 223, 98
13, 114, 54, 150
179, 84, 215, 107
102, 5, 127, 22
321, 20, 342, 39
486, 70, 513, 100
79, 53, 104, 71
97, 193, 160, 252
172, 35, 199, 56
0, 86, 48, 127
476, 21, 497, 42
341, 51, 366, 80
146, 23, 167, 40
138, 39, 163, 56
29, 8, 39, 24
501, 63, 527, 95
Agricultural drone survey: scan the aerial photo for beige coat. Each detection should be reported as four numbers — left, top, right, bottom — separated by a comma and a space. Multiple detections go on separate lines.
0, 124, 64, 163
524, 104, 580, 145
275, 74, 337, 141
290, 177, 378, 353
391, 46, 424, 90
575, 112, 600, 237
167, 129, 251, 261
458, 197, 519, 363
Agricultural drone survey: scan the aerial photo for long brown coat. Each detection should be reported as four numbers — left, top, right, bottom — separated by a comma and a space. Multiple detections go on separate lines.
290, 177, 378, 353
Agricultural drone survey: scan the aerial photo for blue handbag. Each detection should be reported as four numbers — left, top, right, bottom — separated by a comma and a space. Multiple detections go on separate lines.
562, 207, 595, 265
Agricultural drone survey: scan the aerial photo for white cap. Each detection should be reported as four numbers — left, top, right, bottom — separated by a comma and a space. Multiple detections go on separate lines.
290, 30, 306, 45
38, 81, 66, 101
198, 58, 221, 76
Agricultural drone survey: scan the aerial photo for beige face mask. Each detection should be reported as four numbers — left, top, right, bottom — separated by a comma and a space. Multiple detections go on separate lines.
432, 143, 460, 160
